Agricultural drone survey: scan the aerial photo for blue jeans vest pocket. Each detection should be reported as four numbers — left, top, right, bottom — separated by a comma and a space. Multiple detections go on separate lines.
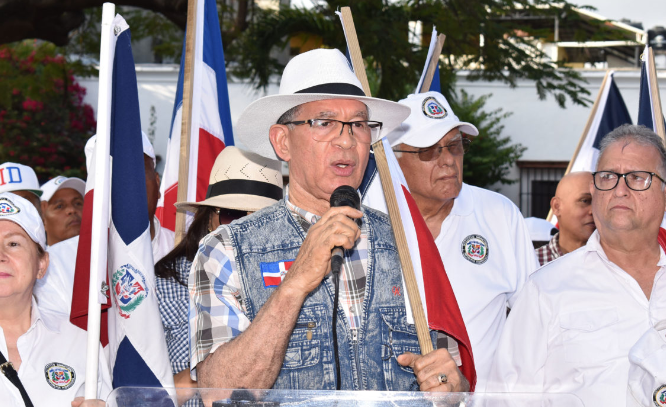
379, 307, 420, 391
272, 305, 336, 389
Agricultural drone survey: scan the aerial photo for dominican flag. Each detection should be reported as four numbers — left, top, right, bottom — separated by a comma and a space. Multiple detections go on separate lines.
156, 0, 234, 231
415, 25, 442, 94
360, 27, 442, 206
260, 260, 294, 287
638, 44, 666, 135
375, 138, 477, 390
70, 14, 173, 390
569, 71, 632, 174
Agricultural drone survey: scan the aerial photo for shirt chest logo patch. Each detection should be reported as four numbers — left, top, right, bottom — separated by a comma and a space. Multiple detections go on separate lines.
44, 362, 76, 390
461, 234, 489, 264
655, 384, 666, 407
260, 260, 294, 288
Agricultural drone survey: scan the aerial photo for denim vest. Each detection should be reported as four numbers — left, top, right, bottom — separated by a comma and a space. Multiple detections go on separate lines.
225, 200, 436, 390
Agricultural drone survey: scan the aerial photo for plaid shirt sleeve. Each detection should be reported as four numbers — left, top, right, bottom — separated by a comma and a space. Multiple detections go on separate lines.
188, 226, 250, 380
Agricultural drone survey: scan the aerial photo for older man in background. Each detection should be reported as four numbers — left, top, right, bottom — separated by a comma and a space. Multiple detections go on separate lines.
536, 171, 596, 266
366, 91, 538, 391
488, 124, 666, 407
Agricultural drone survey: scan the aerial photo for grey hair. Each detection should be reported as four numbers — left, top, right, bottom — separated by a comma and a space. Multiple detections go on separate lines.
276, 104, 302, 127
598, 124, 666, 178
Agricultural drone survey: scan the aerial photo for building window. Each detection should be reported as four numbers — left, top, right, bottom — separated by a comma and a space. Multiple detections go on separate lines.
517, 161, 568, 219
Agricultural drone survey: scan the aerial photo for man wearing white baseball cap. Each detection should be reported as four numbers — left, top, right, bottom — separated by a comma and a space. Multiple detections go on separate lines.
189, 48, 469, 392
84, 131, 173, 264
0, 192, 111, 406
33, 175, 85, 317
40, 175, 85, 246
0, 162, 43, 215
368, 91, 538, 391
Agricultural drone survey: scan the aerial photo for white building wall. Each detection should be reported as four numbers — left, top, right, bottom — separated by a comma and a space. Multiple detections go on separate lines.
78, 67, 666, 208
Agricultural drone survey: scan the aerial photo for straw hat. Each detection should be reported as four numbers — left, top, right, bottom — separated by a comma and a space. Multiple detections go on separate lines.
235, 48, 411, 160
175, 146, 283, 213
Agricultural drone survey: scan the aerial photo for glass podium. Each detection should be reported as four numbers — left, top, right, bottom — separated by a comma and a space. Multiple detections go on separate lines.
106, 388, 585, 407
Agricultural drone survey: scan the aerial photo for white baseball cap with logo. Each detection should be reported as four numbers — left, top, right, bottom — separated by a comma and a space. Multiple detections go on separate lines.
0, 192, 47, 250
40, 176, 86, 203
0, 162, 42, 197
386, 91, 479, 148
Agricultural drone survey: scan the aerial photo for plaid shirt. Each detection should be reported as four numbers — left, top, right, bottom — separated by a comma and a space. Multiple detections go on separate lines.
535, 232, 563, 266
155, 256, 191, 375
188, 195, 460, 379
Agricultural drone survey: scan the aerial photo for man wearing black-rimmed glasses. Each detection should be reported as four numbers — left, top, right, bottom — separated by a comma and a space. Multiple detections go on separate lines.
364, 91, 538, 391
488, 124, 666, 407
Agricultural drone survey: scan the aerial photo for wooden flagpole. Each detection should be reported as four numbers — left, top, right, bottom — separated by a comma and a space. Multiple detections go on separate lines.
339, 7, 433, 354
419, 34, 446, 93
174, 0, 198, 245
647, 47, 666, 140
546, 70, 612, 222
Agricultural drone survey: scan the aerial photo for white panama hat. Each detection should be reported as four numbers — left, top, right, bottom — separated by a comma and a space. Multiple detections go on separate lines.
235, 48, 411, 160
175, 146, 283, 213
387, 91, 479, 148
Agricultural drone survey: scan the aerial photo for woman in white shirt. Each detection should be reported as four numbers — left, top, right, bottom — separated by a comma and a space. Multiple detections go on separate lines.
0, 192, 110, 406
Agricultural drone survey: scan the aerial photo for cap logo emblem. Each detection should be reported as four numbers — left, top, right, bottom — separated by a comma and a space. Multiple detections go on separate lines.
0, 198, 20, 216
44, 362, 76, 390
54, 177, 65, 185
422, 97, 447, 119
461, 234, 489, 264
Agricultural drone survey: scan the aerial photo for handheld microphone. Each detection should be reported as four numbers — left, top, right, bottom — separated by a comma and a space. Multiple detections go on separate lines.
328, 185, 360, 391
329, 185, 361, 275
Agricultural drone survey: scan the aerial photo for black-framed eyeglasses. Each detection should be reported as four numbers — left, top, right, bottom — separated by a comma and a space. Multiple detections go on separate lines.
592, 171, 666, 191
283, 119, 383, 144
393, 138, 471, 161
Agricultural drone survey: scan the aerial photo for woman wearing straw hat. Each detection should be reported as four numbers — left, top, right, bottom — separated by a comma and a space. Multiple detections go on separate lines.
155, 146, 283, 387
0, 192, 111, 406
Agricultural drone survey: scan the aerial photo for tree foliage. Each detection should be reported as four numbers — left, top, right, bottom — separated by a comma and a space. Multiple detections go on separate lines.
0, 41, 94, 181
452, 90, 525, 187
231, 0, 626, 107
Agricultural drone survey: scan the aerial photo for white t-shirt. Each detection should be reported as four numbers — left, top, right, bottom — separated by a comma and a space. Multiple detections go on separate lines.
34, 235, 79, 316
365, 182, 538, 390
627, 270, 666, 407
152, 216, 175, 264
488, 230, 665, 407
0, 299, 112, 406
432, 183, 538, 390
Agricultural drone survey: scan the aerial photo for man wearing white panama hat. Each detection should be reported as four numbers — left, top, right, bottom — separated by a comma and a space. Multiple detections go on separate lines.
365, 91, 538, 390
188, 48, 469, 392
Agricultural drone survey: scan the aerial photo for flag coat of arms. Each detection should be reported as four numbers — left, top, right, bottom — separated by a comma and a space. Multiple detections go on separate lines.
70, 14, 174, 391
156, 0, 234, 231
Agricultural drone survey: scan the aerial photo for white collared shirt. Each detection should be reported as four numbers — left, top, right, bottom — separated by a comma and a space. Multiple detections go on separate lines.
152, 216, 175, 264
34, 235, 79, 316
488, 230, 665, 407
627, 270, 666, 407
0, 298, 112, 406
432, 183, 538, 390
